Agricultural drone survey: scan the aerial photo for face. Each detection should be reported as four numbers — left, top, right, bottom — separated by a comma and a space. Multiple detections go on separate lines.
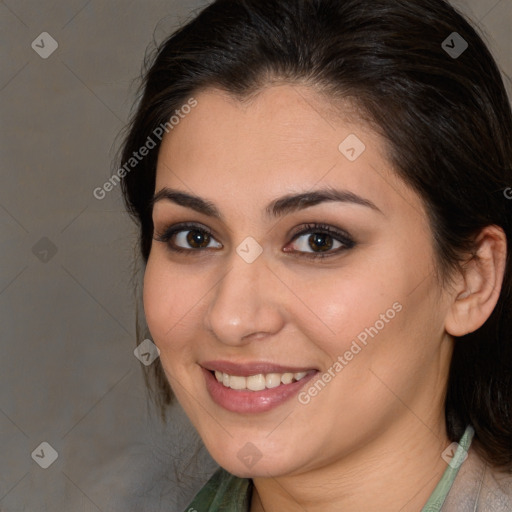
144, 85, 454, 478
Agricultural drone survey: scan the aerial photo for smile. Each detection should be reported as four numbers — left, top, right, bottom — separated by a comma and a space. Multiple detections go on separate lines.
200, 362, 319, 413
214, 370, 311, 391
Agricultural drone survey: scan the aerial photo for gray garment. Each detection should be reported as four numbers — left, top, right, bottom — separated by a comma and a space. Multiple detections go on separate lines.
442, 446, 512, 511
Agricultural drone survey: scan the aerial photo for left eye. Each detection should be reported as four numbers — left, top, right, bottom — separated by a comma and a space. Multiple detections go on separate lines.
285, 224, 355, 258
290, 232, 344, 253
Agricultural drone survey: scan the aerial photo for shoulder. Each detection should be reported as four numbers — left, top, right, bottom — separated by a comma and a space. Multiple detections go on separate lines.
442, 445, 512, 511
479, 462, 512, 511
183, 467, 252, 512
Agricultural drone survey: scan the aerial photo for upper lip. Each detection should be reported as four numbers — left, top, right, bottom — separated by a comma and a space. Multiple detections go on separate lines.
201, 360, 318, 376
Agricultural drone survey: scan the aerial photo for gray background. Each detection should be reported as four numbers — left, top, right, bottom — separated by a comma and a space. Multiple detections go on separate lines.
0, 1, 510, 511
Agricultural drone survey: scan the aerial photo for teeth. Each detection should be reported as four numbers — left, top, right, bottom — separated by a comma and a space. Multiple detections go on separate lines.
281, 372, 294, 384
229, 375, 246, 390
247, 374, 266, 391
265, 373, 282, 388
213, 370, 310, 390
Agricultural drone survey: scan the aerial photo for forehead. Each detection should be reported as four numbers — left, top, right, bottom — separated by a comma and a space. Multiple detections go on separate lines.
154, 85, 423, 219
157, 85, 368, 169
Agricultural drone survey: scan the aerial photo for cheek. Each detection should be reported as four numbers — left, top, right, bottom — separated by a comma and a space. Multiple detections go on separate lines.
142, 255, 198, 351
288, 266, 401, 356
142, 257, 169, 340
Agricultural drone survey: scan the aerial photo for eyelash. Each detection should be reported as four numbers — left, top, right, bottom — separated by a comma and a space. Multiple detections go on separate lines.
153, 222, 356, 259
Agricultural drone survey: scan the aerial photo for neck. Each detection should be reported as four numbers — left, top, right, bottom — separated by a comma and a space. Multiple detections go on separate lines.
250, 417, 450, 512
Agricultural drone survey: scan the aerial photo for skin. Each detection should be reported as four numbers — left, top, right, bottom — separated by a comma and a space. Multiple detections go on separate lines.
143, 84, 506, 511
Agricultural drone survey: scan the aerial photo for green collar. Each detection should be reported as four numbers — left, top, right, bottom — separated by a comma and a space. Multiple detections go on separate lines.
185, 425, 475, 512
421, 424, 475, 511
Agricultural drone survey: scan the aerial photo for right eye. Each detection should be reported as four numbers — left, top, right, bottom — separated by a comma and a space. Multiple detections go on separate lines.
153, 222, 223, 254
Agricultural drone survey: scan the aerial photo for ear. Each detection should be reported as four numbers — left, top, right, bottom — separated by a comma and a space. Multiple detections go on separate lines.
444, 225, 507, 337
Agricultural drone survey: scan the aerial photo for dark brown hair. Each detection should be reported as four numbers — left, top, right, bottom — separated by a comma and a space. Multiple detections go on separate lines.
119, 0, 512, 470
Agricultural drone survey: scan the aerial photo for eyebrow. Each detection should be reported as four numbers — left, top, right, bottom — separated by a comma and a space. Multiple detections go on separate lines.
151, 186, 382, 220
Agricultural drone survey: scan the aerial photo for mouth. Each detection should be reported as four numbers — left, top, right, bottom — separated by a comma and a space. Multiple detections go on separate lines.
210, 369, 314, 391
200, 361, 319, 413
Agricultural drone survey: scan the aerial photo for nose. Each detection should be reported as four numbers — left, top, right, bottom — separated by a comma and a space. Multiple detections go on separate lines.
204, 250, 285, 346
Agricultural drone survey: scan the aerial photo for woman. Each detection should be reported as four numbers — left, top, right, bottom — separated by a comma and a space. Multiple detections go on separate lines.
119, 0, 512, 510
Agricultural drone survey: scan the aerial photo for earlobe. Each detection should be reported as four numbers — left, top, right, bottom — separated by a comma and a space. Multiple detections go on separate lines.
445, 225, 507, 337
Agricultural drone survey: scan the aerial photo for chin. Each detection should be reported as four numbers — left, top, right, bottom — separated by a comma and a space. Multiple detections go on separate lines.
208, 444, 303, 479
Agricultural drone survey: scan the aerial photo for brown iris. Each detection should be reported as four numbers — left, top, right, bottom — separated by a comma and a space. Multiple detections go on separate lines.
187, 230, 211, 248
309, 233, 334, 252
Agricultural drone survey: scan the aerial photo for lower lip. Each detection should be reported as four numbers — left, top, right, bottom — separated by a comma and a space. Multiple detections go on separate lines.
202, 367, 318, 413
